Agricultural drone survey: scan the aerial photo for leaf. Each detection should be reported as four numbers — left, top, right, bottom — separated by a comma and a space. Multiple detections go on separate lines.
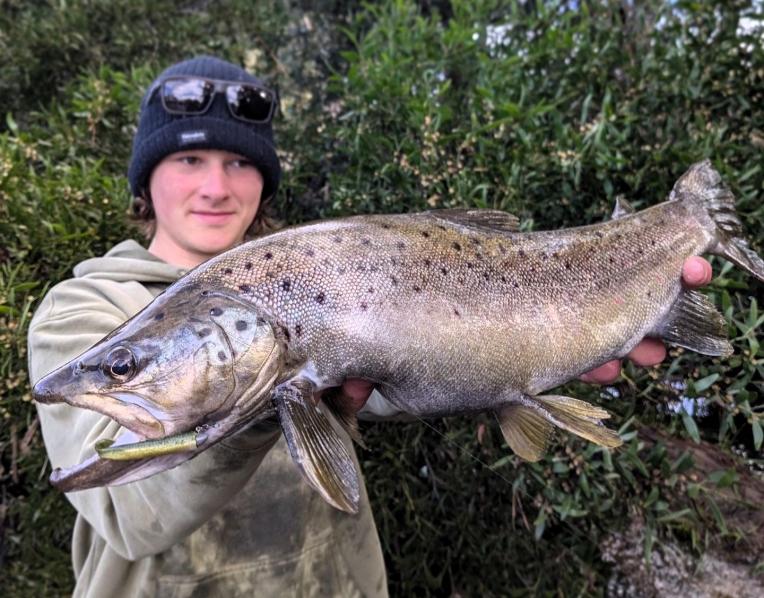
682, 413, 701, 443
693, 373, 718, 393
753, 419, 763, 451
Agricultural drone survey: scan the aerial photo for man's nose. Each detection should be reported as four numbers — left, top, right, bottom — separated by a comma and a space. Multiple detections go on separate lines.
199, 164, 230, 200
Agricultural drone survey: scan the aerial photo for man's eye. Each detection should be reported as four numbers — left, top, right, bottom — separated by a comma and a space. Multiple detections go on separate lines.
179, 155, 201, 165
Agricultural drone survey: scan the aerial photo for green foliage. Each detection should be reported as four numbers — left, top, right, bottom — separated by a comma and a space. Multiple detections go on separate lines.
1, 0, 762, 595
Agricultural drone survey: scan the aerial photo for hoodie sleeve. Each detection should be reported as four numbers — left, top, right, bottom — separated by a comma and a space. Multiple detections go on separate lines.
28, 277, 280, 560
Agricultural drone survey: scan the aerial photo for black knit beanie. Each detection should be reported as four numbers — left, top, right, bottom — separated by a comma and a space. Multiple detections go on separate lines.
127, 56, 281, 200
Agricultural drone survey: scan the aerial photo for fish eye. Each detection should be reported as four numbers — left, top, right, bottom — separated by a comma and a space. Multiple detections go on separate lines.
102, 347, 137, 381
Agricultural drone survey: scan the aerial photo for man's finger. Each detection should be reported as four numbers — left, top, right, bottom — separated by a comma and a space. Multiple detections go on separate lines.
579, 359, 621, 384
682, 256, 713, 288
627, 337, 667, 367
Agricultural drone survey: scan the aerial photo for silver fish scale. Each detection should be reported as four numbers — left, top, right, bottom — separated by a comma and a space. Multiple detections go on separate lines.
192, 203, 708, 415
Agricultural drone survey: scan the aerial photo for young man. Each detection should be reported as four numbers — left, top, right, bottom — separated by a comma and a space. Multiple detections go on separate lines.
27, 55, 711, 596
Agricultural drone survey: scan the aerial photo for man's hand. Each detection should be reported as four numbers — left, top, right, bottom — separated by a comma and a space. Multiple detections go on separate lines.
579, 256, 713, 384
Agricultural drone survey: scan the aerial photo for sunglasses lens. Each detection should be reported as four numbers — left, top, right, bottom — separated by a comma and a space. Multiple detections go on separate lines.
162, 79, 214, 114
226, 85, 275, 122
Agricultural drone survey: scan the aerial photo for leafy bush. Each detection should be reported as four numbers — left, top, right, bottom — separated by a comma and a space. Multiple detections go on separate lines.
1, 0, 761, 595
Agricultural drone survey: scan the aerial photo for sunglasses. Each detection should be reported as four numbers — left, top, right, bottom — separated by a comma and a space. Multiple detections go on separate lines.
151, 76, 278, 124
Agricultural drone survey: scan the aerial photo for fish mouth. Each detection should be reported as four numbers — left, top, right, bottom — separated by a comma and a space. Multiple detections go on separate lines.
49, 428, 204, 492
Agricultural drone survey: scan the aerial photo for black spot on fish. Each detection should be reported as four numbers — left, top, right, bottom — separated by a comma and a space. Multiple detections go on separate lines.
637, 248, 644, 255
356, 264, 366, 272
315, 292, 326, 304
264, 252, 273, 260
513, 281, 519, 288
458, 277, 465, 285
519, 249, 526, 258
466, 262, 474, 269
391, 257, 397, 266
210, 307, 223, 316
499, 244, 507, 255
154, 312, 164, 321
368, 287, 375, 294
608, 257, 615, 264
452, 242, 462, 251
471, 238, 481, 246
306, 248, 315, 257
281, 279, 291, 292
454, 308, 461, 317
475, 252, 484, 260
360, 302, 368, 310
424, 259, 431, 267
552, 252, 559, 259
501, 275, 507, 283
295, 324, 302, 337
647, 291, 652, 298
381, 223, 391, 229
240, 284, 253, 293
483, 272, 490, 281
333, 236, 342, 244
397, 241, 406, 250
198, 328, 211, 338
541, 252, 547, 260
440, 267, 448, 275
437, 224, 447, 231
595, 231, 604, 239
245, 262, 253, 270
370, 264, 379, 272
257, 317, 266, 326
650, 240, 656, 247
361, 238, 371, 246
390, 275, 399, 286
421, 231, 430, 238
223, 268, 233, 275
266, 271, 275, 279
565, 261, 571, 270
413, 285, 421, 292
235, 320, 248, 331
338, 267, 346, 275
218, 350, 227, 361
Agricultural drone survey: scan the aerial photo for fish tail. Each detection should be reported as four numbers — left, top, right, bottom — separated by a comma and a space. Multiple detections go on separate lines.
670, 160, 764, 281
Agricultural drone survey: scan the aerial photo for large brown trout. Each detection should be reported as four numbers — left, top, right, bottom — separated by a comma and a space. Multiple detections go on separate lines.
33, 161, 764, 513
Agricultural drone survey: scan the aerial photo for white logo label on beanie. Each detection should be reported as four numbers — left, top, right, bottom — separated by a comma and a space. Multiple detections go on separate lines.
179, 130, 207, 144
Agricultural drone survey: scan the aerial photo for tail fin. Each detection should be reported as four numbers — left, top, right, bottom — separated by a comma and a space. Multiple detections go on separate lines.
670, 160, 764, 281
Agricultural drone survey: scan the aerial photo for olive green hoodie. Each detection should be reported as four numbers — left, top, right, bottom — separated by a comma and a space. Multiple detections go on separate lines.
28, 240, 387, 598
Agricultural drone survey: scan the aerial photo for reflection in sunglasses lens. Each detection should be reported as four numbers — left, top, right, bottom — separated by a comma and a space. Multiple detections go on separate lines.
227, 85, 273, 122
163, 79, 213, 113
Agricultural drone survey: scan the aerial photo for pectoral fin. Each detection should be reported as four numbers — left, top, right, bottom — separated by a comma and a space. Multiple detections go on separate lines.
660, 290, 732, 356
499, 394, 622, 460
322, 387, 367, 449
273, 379, 361, 514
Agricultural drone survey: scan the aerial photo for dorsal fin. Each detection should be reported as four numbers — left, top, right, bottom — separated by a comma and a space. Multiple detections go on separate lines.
611, 195, 635, 219
426, 208, 520, 233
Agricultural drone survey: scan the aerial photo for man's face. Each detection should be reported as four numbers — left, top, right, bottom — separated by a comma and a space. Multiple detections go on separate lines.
148, 149, 264, 268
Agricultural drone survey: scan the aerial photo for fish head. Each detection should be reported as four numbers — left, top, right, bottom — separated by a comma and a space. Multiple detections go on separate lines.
33, 282, 283, 490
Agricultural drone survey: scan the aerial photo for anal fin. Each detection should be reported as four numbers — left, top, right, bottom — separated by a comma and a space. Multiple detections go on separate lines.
273, 379, 360, 514
660, 290, 732, 356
